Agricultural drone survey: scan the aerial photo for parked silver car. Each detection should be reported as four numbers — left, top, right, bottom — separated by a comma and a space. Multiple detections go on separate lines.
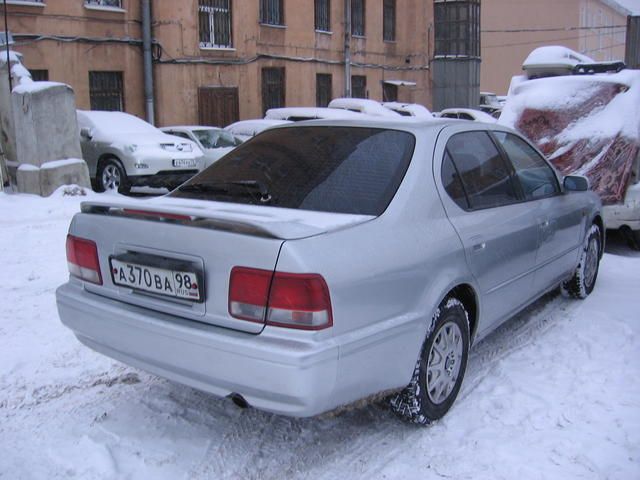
57, 119, 603, 423
160, 126, 241, 169
77, 111, 204, 193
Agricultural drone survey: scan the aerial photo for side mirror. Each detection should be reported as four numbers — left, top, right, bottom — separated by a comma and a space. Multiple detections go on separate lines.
80, 127, 92, 140
563, 175, 589, 192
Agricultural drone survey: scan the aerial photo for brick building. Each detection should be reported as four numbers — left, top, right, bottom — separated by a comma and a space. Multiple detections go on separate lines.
2, 0, 444, 127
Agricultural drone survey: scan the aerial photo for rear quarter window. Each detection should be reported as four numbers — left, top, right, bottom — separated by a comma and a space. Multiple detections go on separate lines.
171, 126, 416, 216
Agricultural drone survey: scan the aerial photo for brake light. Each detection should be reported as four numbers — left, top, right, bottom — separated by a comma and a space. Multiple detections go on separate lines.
66, 235, 102, 285
122, 209, 192, 221
229, 267, 333, 330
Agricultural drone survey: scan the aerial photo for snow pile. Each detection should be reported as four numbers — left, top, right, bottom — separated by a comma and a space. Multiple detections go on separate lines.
265, 107, 366, 121
17, 158, 86, 172
500, 69, 640, 204
329, 98, 402, 118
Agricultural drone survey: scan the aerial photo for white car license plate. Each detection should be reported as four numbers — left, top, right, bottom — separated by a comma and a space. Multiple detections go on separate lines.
110, 259, 201, 301
173, 158, 196, 168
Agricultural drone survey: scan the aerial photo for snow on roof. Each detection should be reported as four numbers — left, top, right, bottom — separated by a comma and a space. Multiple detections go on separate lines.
383, 102, 433, 118
13, 81, 68, 95
265, 107, 366, 121
500, 70, 640, 142
224, 119, 292, 137
328, 98, 402, 118
523, 46, 594, 70
440, 108, 497, 123
0, 50, 22, 65
499, 69, 640, 204
161, 126, 224, 132
77, 110, 159, 138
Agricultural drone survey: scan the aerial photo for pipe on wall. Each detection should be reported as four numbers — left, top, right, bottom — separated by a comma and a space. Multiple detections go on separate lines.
142, 0, 155, 125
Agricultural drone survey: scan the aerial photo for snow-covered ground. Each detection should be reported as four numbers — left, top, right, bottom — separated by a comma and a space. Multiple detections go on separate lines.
1, 188, 639, 480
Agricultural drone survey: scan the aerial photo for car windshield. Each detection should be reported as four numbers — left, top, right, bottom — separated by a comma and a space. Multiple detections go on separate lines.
170, 126, 416, 216
194, 129, 240, 149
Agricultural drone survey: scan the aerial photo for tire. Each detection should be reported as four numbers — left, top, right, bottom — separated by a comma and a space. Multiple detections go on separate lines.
96, 158, 130, 194
390, 297, 470, 425
561, 223, 601, 299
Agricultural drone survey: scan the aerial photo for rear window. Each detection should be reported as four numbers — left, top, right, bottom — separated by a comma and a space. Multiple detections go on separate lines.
170, 126, 416, 216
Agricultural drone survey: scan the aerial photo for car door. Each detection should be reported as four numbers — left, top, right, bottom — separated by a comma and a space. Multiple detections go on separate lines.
435, 128, 539, 333
492, 131, 586, 293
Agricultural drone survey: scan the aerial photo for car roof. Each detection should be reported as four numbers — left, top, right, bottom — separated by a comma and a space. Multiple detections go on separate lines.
161, 125, 224, 131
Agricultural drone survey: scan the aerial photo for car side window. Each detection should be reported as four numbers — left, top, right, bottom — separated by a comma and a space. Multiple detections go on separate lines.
493, 131, 560, 200
444, 131, 520, 210
441, 150, 469, 210
170, 131, 191, 140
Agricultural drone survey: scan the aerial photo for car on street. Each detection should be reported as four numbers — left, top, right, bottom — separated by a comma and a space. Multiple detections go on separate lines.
161, 126, 241, 169
77, 111, 204, 193
224, 119, 292, 142
57, 118, 603, 423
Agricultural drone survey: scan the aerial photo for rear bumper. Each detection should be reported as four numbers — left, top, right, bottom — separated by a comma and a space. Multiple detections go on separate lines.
56, 282, 339, 416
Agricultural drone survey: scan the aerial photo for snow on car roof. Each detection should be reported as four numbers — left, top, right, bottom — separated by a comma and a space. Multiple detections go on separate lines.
383, 102, 433, 118
161, 126, 225, 132
499, 69, 640, 204
328, 98, 402, 118
265, 107, 366, 121
77, 110, 159, 137
523, 46, 594, 70
224, 119, 292, 137
440, 108, 497, 123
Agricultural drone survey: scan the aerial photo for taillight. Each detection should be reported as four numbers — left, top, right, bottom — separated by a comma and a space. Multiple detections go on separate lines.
66, 235, 102, 285
229, 267, 333, 330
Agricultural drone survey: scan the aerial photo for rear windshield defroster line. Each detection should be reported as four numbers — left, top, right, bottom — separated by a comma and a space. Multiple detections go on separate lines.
170, 126, 416, 216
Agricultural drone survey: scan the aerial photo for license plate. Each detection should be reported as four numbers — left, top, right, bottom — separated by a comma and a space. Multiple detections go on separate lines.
173, 158, 196, 168
110, 259, 201, 301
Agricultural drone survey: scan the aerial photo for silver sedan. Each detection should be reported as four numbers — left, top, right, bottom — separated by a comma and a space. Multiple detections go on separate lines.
56, 119, 603, 423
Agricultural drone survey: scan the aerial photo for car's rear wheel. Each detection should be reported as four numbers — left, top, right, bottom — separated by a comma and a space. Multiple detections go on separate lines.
561, 223, 601, 299
390, 297, 470, 425
96, 158, 129, 194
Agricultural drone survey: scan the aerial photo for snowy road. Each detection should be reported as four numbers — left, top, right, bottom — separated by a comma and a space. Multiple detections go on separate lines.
1, 190, 639, 479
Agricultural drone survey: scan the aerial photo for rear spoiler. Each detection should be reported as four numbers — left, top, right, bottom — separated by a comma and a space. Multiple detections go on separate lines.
80, 201, 281, 239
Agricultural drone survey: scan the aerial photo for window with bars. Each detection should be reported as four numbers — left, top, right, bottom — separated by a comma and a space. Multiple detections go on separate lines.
383, 83, 397, 102
434, 0, 480, 57
383, 0, 395, 41
30, 69, 49, 82
260, 0, 284, 26
262, 67, 285, 115
199, 0, 232, 48
351, 75, 366, 98
316, 74, 332, 107
89, 71, 124, 111
85, 0, 122, 8
314, 0, 330, 32
351, 0, 365, 36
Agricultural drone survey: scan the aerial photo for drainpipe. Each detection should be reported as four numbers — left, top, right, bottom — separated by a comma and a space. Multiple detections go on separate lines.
142, 0, 155, 124
344, 0, 351, 97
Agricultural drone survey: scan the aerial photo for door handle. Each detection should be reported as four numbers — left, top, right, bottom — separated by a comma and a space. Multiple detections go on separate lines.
473, 242, 486, 252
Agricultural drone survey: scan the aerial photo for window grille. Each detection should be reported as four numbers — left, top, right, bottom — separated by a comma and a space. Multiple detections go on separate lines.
89, 71, 124, 111
383, 0, 395, 41
260, 0, 284, 26
351, 75, 366, 98
199, 0, 232, 48
316, 73, 332, 107
85, 0, 122, 8
434, 0, 480, 57
351, 0, 365, 36
314, 0, 330, 32
262, 67, 285, 115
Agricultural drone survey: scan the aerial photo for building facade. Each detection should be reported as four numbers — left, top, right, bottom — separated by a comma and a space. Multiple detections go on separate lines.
481, 0, 630, 95
2, 0, 437, 127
